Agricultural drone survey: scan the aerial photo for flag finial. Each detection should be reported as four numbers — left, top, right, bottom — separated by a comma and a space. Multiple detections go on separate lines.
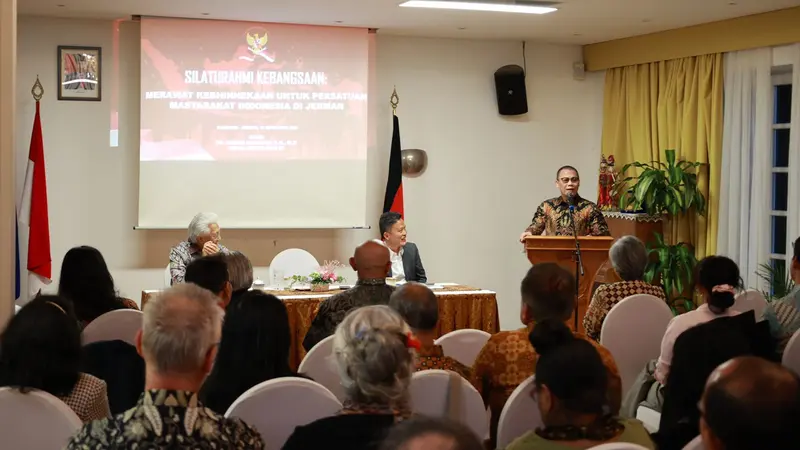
390, 86, 399, 115
31, 75, 44, 102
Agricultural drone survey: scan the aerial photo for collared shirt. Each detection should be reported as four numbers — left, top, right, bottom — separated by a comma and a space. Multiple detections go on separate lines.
526, 196, 610, 236
373, 239, 405, 280
302, 278, 396, 351
472, 323, 622, 444
168, 241, 230, 285
416, 344, 473, 380
583, 280, 668, 342
762, 286, 800, 355
66, 389, 264, 449
655, 304, 740, 384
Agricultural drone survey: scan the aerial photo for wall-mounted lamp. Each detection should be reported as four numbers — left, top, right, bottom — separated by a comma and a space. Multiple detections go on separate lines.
401, 149, 427, 177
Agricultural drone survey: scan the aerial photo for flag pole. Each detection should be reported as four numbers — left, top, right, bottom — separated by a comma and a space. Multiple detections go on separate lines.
390, 86, 399, 116
31, 75, 43, 102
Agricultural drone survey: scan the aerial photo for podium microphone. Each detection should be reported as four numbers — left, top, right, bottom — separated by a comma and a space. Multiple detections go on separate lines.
566, 191, 583, 330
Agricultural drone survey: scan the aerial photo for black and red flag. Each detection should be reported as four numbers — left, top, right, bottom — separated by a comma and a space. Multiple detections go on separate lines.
382, 114, 404, 216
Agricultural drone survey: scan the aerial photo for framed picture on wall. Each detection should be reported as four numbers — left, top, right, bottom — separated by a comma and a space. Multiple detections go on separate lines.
57, 46, 102, 101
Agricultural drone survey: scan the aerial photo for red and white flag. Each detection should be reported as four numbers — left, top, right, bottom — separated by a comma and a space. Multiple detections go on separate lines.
18, 102, 51, 297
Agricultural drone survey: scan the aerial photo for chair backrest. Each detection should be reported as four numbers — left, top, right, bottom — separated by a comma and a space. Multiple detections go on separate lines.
82, 309, 144, 346
15, 304, 21, 314
782, 329, 800, 375
225, 377, 342, 449
0, 387, 83, 450
734, 289, 768, 320
297, 335, 345, 401
682, 435, 705, 450
497, 375, 541, 448
164, 264, 172, 287
588, 444, 652, 450
269, 248, 320, 279
409, 370, 488, 439
434, 329, 492, 367
601, 294, 674, 395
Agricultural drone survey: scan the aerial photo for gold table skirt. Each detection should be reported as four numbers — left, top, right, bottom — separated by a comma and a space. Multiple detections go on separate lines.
141, 285, 500, 370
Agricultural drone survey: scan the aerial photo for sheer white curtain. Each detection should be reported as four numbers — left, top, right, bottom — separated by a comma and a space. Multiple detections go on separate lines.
717, 48, 773, 289
786, 44, 800, 262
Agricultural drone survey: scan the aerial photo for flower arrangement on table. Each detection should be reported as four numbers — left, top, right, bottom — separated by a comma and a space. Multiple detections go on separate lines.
289, 260, 346, 291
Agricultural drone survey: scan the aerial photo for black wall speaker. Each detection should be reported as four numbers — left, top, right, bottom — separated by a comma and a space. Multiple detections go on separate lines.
494, 65, 528, 116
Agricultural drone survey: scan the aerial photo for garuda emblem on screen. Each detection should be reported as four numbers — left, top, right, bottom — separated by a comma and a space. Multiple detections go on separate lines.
241, 28, 275, 62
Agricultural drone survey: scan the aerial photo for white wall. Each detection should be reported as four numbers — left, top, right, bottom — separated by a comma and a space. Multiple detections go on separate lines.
15, 16, 605, 329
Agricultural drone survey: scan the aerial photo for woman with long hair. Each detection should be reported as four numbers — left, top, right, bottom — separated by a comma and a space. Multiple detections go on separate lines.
58, 246, 136, 326
199, 290, 296, 413
0, 295, 110, 423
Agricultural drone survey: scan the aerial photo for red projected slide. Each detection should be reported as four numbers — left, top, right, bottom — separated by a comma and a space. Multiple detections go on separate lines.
140, 18, 368, 161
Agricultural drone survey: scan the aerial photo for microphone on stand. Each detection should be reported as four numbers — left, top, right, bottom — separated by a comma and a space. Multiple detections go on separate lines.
565, 191, 583, 330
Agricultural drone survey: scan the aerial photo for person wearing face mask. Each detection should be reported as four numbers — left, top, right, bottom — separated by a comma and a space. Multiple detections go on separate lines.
377, 212, 427, 283
519, 166, 610, 242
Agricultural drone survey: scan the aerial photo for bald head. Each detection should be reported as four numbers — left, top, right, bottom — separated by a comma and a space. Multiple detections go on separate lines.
701, 356, 800, 450
389, 282, 438, 332
350, 240, 391, 280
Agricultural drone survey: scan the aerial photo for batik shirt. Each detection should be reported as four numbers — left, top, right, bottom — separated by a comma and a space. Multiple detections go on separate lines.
583, 280, 668, 341
762, 286, 800, 355
416, 344, 473, 380
302, 278, 396, 351
526, 196, 610, 236
66, 389, 264, 449
168, 241, 230, 285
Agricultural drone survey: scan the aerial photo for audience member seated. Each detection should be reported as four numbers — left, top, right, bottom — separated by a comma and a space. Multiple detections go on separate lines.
0, 295, 111, 423
303, 241, 394, 351
699, 356, 800, 450
224, 251, 254, 306
472, 263, 621, 445
200, 291, 299, 414
655, 256, 742, 385
58, 245, 138, 327
379, 416, 484, 450
762, 236, 800, 355
67, 284, 264, 449
378, 211, 427, 283
506, 320, 654, 450
81, 339, 145, 414
169, 212, 230, 285
652, 310, 772, 450
389, 282, 472, 379
284, 305, 415, 450
184, 254, 233, 309
583, 236, 666, 341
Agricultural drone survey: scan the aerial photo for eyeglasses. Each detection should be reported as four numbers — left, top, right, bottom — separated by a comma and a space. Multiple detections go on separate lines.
559, 177, 580, 183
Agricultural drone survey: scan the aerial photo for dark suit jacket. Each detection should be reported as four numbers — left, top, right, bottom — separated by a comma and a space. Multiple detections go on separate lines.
394, 242, 427, 283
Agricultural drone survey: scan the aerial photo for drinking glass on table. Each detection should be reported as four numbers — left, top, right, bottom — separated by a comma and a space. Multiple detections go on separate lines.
271, 269, 285, 289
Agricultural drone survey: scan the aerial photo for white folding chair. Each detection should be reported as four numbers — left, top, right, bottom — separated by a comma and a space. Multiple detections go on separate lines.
269, 249, 320, 280
225, 377, 342, 449
409, 370, 488, 439
297, 335, 344, 401
600, 294, 674, 396
682, 435, 705, 450
782, 329, 800, 375
434, 329, 491, 367
497, 376, 541, 448
588, 444, 652, 450
0, 387, 83, 450
164, 264, 172, 287
734, 289, 768, 320
82, 309, 143, 346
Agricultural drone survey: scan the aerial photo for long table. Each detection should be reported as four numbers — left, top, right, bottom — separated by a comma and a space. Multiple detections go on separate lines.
141, 284, 499, 370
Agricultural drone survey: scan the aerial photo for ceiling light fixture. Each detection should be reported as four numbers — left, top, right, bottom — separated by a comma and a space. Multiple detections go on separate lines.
399, 0, 558, 15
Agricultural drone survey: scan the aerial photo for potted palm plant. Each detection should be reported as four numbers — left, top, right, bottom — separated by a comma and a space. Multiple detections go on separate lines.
619, 149, 706, 310
755, 262, 795, 302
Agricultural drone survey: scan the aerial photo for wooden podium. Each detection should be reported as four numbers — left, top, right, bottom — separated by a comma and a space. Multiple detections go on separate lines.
524, 236, 614, 334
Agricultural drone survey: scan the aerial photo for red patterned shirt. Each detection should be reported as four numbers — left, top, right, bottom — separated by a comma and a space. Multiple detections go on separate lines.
415, 345, 473, 380
583, 280, 667, 342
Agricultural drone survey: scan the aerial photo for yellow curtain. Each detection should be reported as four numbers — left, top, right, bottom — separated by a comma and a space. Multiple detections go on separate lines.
602, 54, 723, 260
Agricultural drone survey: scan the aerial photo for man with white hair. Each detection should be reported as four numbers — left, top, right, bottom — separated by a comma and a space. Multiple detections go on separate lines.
169, 212, 230, 285
67, 284, 264, 448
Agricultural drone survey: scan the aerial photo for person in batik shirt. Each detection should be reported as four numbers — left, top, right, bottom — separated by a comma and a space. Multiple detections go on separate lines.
519, 165, 610, 241
389, 282, 472, 380
168, 212, 230, 285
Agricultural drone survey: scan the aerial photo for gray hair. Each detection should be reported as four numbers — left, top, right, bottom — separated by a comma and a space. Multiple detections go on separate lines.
142, 283, 224, 375
187, 212, 219, 243
609, 235, 648, 281
333, 305, 415, 405
225, 251, 254, 291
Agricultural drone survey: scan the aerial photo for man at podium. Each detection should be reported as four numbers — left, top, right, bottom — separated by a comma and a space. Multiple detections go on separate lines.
519, 165, 610, 241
